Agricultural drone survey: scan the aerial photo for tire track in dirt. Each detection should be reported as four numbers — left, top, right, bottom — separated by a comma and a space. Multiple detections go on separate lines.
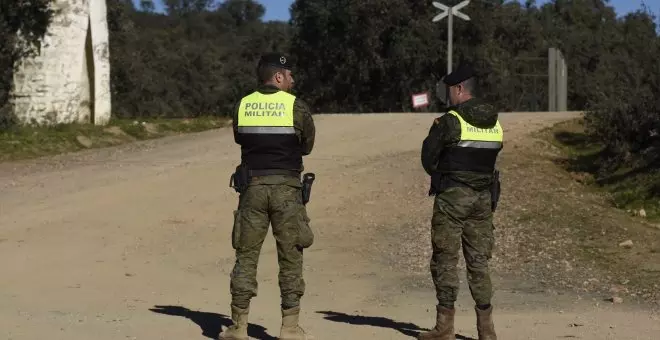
1, 112, 658, 340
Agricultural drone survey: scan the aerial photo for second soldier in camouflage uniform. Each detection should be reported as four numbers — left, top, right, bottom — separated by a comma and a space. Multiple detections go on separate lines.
419, 62, 503, 340
219, 53, 316, 340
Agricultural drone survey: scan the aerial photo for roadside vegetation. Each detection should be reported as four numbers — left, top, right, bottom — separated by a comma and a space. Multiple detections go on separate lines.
0, 116, 229, 162
545, 118, 660, 223
489, 118, 660, 306
1, 0, 658, 175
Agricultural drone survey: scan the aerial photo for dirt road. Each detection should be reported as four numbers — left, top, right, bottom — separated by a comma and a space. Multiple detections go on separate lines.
1, 112, 658, 340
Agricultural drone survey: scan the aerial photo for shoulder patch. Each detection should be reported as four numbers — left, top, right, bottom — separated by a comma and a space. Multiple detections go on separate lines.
433, 112, 447, 124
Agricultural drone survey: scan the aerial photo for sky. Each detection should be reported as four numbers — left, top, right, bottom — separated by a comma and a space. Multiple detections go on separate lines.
140, 1, 656, 21
256, 0, 655, 22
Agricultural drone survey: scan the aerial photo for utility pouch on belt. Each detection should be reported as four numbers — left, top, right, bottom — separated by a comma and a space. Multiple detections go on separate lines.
229, 164, 250, 194
490, 170, 501, 212
301, 173, 315, 205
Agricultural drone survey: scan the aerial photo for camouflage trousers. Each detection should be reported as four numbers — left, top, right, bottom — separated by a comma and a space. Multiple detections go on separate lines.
229, 175, 314, 310
430, 185, 495, 307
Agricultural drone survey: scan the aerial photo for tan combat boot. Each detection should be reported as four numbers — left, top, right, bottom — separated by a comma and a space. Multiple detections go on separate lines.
475, 305, 497, 340
417, 305, 455, 340
218, 305, 249, 340
279, 306, 314, 340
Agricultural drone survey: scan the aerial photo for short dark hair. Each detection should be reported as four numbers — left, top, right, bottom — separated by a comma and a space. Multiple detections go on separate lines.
257, 64, 285, 83
462, 77, 477, 95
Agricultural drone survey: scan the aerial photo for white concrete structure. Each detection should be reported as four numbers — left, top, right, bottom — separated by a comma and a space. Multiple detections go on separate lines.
10, 0, 111, 126
548, 47, 568, 112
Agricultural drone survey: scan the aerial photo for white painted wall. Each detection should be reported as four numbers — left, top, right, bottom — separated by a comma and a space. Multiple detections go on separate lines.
89, 0, 111, 125
10, 0, 111, 126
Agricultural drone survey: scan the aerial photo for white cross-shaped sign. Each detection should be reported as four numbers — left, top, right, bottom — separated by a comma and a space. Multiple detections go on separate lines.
432, 0, 471, 22
431, 0, 471, 73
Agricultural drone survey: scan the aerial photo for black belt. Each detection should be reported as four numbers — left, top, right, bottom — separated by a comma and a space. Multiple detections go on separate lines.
248, 169, 300, 178
429, 173, 486, 196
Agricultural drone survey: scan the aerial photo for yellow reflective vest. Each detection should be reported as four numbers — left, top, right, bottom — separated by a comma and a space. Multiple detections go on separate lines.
236, 90, 302, 171
437, 109, 503, 173
237, 91, 296, 133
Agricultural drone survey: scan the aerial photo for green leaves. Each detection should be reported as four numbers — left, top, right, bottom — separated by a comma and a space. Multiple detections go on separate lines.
3, 0, 657, 173
106, 0, 287, 118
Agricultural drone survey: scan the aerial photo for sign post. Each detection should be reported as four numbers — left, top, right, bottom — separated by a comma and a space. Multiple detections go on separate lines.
432, 0, 471, 73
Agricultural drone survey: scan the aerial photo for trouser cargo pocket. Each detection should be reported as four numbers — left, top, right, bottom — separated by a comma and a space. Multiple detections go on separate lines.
297, 209, 314, 249
231, 209, 242, 250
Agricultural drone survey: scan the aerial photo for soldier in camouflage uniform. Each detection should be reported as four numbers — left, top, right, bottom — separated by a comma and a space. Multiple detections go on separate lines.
418, 62, 503, 340
219, 53, 316, 340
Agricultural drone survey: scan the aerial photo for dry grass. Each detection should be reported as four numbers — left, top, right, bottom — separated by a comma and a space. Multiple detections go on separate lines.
365, 119, 660, 308
0, 116, 230, 162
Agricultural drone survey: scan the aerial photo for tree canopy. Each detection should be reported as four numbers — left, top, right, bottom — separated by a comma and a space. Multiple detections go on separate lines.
1, 0, 658, 173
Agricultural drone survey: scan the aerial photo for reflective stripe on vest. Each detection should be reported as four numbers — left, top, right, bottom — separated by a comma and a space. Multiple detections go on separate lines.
434, 109, 503, 175
235, 90, 302, 171
237, 91, 296, 134
448, 110, 503, 147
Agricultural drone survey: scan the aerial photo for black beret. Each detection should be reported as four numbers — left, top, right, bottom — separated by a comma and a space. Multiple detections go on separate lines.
258, 52, 293, 70
442, 62, 476, 86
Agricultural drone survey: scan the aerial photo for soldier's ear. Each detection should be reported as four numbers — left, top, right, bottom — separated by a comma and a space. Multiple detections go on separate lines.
278, 71, 287, 83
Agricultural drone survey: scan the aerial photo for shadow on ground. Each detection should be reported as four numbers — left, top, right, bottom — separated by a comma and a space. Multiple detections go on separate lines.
150, 305, 277, 340
317, 310, 476, 339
